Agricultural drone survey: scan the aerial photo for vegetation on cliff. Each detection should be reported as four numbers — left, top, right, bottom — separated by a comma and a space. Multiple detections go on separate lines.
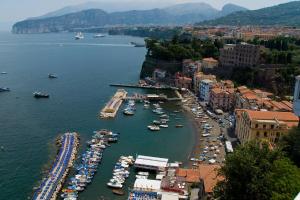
214, 141, 300, 200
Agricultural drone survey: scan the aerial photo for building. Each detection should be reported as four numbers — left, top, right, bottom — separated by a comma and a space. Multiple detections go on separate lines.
219, 43, 260, 67
199, 79, 215, 102
209, 87, 235, 112
153, 69, 167, 80
182, 59, 201, 78
235, 109, 299, 144
202, 57, 219, 70
134, 155, 168, 171
193, 72, 216, 95
293, 75, 300, 116
174, 73, 192, 90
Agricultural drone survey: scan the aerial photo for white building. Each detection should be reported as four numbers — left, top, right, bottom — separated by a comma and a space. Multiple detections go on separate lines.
199, 79, 214, 102
293, 75, 300, 116
134, 155, 169, 171
134, 178, 162, 191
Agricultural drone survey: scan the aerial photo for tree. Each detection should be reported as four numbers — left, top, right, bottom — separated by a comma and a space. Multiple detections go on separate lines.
280, 127, 300, 167
214, 141, 300, 200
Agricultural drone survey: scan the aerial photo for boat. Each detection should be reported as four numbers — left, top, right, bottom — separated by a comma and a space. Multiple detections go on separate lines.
147, 125, 160, 131
160, 124, 168, 128
33, 92, 49, 98
1, 72, 7, 74
94, 34, 105, 38
123, 108, 134, 116
0, 87, 10, 92
75, 32, 84, 40
176, 124, 184, 128
138, 172, 149, 176
48, 73, 57, 79
153, 120, 161, 125
107, 181, 123, 188
112, 189, 125, 195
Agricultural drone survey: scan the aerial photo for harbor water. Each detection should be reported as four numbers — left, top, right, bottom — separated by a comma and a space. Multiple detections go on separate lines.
0, 32, 194, 200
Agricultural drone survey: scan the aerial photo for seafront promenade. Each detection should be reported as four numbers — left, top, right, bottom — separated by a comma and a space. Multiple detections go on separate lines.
32, 132, 79, 200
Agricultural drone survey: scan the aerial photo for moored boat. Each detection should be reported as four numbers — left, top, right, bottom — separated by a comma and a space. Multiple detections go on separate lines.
147, 125, 160, 131
33, 91, 49, 98
48, 73, 57, 79
176, 124, 184, 128
0, 87, 10, 92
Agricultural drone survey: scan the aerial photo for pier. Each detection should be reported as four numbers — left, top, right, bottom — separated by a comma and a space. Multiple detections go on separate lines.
32, 132, 79, 200
124, 93, 183, 102
100, 89, 127, 118
110, 83, 179, 90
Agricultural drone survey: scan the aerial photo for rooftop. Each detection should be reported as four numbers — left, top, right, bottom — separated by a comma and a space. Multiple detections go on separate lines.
135, 155, 169, 168
134, 179, 162, 191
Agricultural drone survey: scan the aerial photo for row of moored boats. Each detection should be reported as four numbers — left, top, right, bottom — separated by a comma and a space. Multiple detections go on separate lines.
61, 130, 119, 200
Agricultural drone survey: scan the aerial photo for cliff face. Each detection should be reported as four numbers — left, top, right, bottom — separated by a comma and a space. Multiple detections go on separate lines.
140, 56, 182, 78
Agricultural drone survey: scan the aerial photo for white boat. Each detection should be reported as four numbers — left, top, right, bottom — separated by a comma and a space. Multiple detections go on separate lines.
75, 32, 84, 40
147, 125, 160, 131
93, 33, 105, 38
107, 181, 123, 188
159, 124, 168, 128
1, 72, 7, 74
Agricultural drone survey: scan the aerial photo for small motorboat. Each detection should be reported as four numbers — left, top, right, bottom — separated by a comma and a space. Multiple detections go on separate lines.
94, 34, 105, 38
160, 124, 168, 128
107, 180, 123, 188
33, 92, 49, 98
176, 124, 184, 128
48, 73, 57, 79
0, 87, 10, 92
1, 72, 7, 74
112, 189, 125, 195
123, 108, 134, 116
153, 120, 161, 125
147, 125, 160, 131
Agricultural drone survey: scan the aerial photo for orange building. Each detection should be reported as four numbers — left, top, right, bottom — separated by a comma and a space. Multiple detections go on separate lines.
235, 109, 299, 144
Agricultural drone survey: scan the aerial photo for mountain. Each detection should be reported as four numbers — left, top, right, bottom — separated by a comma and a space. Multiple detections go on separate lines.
12, 3, 247, 34
200, 1, 300, 26
219, 3, 248, 16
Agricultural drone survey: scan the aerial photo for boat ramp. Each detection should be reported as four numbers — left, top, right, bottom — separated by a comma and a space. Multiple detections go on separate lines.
32, 132, 79, 200
100, 89, 127, 119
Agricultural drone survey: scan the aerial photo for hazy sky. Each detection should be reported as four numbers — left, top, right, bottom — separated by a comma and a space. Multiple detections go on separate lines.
0, 0, 295, 22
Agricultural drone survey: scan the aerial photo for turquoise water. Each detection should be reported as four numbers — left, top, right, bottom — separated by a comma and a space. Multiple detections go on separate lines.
0, 32, 194, 200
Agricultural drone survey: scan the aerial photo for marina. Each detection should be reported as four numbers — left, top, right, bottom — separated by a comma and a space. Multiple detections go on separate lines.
32, 132, 79, 200
100, 89, 128, 119
61, 130, 120, 199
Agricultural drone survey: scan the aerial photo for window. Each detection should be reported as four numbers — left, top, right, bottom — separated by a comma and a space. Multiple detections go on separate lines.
255, 124, 258, 128
263, 124, 266, 129
271, 125, 274, 129
264, 132, 268, 137
256, 131, 260, 137
276, 132, 280, 137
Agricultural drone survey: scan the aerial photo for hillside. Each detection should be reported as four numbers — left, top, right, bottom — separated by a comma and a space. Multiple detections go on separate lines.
200, 1, 300, 26
12, 3, 246, 34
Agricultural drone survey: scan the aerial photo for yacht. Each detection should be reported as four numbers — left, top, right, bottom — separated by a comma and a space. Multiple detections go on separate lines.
33, 92, 49, 98
123, 108, 134, 116
160, 124, 169, 128
75, 32, 84, 40
0, 87, 10, 92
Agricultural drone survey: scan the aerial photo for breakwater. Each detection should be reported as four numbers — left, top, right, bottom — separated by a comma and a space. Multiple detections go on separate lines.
32, 132, 79, 200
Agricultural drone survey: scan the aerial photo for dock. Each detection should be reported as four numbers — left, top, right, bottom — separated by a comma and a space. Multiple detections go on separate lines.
32, 132, 79, 200
100, 89, 128, 119
110, 83, 179, 90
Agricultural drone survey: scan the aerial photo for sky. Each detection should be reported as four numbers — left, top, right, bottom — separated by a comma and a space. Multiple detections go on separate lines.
0, 0, 295, 22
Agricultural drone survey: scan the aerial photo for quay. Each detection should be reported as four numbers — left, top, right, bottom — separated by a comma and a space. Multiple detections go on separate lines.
100, 89, 127, 118
124, 93, 183, 102
110, 83, 179, 90
32, 132, 79, 200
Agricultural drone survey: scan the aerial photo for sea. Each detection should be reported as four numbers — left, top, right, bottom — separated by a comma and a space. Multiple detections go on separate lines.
0, 32, 194, 200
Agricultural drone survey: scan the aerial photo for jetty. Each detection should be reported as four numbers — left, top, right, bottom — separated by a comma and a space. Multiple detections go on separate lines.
32, 132, 79, 200
100, 89, 127, 119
